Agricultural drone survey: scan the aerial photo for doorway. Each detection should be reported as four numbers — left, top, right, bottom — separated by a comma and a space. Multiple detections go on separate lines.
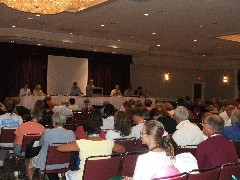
193, 82, 205, 100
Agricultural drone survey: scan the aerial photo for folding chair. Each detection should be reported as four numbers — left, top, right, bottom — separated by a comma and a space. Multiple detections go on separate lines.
120, 151, 147, 177
134, 137, 148, 151
114, 138, 136, 152
152, 172, 188, 180
180, 145, 197, 157
219, 162, 240, 180
40, 143, 72, 178
233, 141, 240, 158
83, 154, 121, 180
0, 127, 16, 150
63, 124, 76, 132
188, 166, 221, 180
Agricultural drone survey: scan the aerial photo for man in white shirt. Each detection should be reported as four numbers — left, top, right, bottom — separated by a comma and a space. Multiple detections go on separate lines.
19, 84, 31, 97
130, 107, 146, 138
219, 105, 235, 126
172, 106, 203, 147
110, 85, 122, 97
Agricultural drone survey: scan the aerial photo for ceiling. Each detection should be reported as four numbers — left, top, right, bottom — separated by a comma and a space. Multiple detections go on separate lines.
1, 0, 240, 59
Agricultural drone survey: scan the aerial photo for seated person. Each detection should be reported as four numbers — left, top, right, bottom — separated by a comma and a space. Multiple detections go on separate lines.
101, 104, 116, 130
68, 98, 80, 111
158, 102, 177, 135
196, 114, 238, 169
124, 85, 133, 97
19, 84, 31, 97
130, 107, 146, 138
106, 111, 132, 140
224, 109, 240, 141
125, 120, 179, 180
149, 102, 163, 120
144, 99, 153, 120
81, 98, 93, 113
70, 82, 84, 96
57, 110, 125, 180
52, 99, 73, 117
13, 100, 45, 178
31, 112, 76, 180
75, 109, 105, 139
0, 102, 6, 115
44, 95, 58, 111
134, 86, 144, 97
110, 85, 122, 97
33, 85, 45, 96
0, 97, 23, 128
39, 102, 54, 127
13, 97, 31, 118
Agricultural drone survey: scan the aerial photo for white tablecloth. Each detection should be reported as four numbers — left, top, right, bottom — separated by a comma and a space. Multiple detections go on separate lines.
20, 96, 155, 110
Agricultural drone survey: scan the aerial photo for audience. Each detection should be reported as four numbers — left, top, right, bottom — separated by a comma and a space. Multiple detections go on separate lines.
126, 120, 179, 180
158, 102, 177, 135
81, 98, 93, 113
219, 105, 235, 126
196, 114, 238, 169
149, 102, 163, 120
52, 99, 73, 117
68, 98, 79, 111
172, 106, 203, 147
101, 104, 116, 130
13, 97, 31, 118
130, 107, 146, 138
31, 112, 75, 180
57, 110, 125, 179
44, 95, 58, 111
224, 109, 240, 141
106, 111, 132, 140
13, 100, 45, 178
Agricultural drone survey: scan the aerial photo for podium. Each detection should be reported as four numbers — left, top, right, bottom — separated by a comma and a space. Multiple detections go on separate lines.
86, 87, 103, 97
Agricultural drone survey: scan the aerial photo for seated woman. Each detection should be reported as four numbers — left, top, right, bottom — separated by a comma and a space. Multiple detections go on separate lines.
101, 104, 116, 130
57, 109, 125, 180
75, 109, 105, 139
125, 120, 179, 180
106, 111, 132, 140
30, 112, 76, 180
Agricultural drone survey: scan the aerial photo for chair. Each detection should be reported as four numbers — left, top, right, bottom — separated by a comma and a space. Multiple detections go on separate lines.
134, 137, 148, 151
152, 172, 188, 180
41, 143, 72, 176
233, 141, 240, 158
188, 166, 221, 180
63, 124, 76, 131
181, 145, 197, 157
83, 154, 121, 180
120, 151, 147, 177
114, 138, 136, 152
219, 162, 240, 180
0, 127, 16, 150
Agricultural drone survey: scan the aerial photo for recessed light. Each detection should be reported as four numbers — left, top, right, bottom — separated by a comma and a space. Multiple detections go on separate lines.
94, 49, 97, 52
194, 39, 197, 42
101, 24, 105, 27
36, 14, 41, 17
152, 33, 156, 35
157, 44, 161, 47
144, 14, 149, 16
69, 33, 73, 35
10, 40, 15, 43
203, 54, 206, 57
12, 25, 16, 28
37, 44, 41, 46
118, 39, 121, 42
28, 17, 34, 20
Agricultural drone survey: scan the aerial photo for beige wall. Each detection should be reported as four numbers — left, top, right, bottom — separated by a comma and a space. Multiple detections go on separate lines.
131, 55, 240, 100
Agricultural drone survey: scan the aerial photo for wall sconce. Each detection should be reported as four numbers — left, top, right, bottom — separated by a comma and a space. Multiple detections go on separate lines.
164, 73, 170, 81
223, 75, 228, 83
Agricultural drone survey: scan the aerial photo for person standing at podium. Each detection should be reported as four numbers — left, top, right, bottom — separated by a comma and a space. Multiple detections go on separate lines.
86, 79, 95, 90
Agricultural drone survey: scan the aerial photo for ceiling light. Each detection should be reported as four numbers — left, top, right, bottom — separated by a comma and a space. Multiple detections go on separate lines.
144, 14, 149, 16
194, 39, 197, 42
152, 33, 156, 35
69, 33, 73, 35
157, 44, 160, 47
36, 14, 41, 17
37, 44, 41, 46
118, 39, 121, 42
112, 51, 116, 54
28, 17, 34, 20
10, 40, 15, 43
1, 0, 108, 14
12, 25, 16, 28
101, 24, 105, 27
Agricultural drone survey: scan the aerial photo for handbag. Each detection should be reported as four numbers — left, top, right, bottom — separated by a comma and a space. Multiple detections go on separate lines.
25, 140, 42, 158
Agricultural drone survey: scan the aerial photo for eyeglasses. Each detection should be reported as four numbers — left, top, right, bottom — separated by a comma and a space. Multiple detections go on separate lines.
202, 120, 207, 125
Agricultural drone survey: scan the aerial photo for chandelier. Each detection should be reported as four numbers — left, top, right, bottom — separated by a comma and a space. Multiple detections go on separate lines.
0, 0, 108, 14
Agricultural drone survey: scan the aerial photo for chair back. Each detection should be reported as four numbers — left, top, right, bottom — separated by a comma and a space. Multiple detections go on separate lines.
83, 154, 121, 180
120, 151, 147, 177
233, 141, 240, 158
63, 124, 76, 131
188, 166, 221, 180
219, 162, 240, 180
0, 127, 16, 150
44, 143, 72, 173
114, 138, 136, 152
152, 172, 188, 180
135, 137, 148, 151
20, 133, 42, 158
181, 145, 197, 157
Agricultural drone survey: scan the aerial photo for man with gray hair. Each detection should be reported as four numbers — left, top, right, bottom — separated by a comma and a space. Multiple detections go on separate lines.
52, 99, 73, 117
172, 106, 203, 147
196, 114, 238, 169
224, 109, 240, 141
